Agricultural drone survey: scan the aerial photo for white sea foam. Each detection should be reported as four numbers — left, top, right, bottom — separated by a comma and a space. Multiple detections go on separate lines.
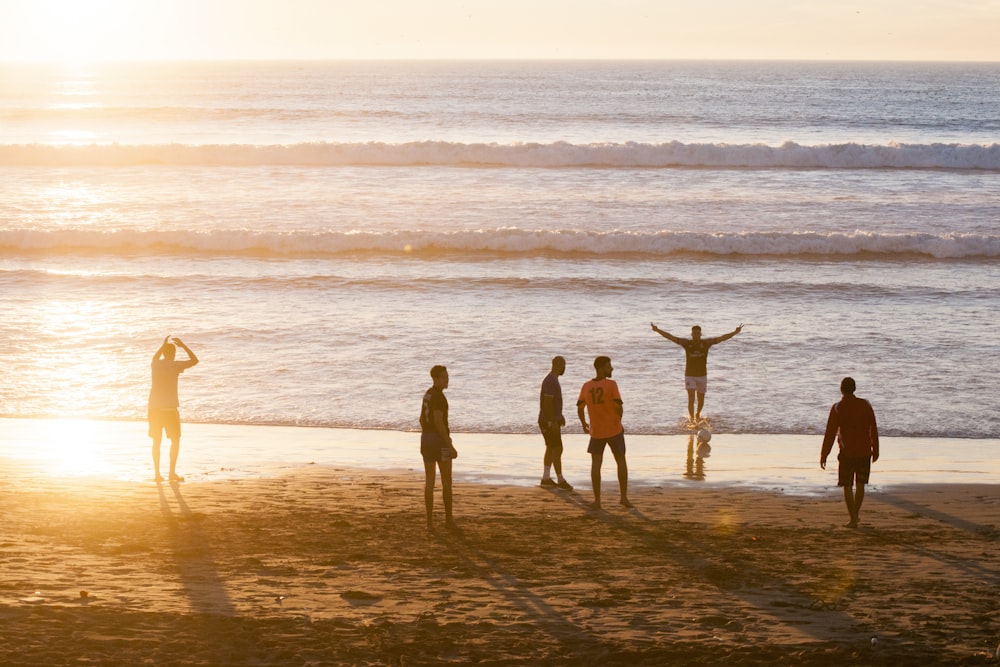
2, 141, 999, 170
2, 228, 996, 259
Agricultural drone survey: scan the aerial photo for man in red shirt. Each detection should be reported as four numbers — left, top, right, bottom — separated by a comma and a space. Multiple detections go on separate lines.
577, 356, 631, 509
821, 377, 880, 528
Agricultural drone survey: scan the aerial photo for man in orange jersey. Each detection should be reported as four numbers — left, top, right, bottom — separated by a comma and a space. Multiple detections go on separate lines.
821, 377, 879, 528
577, 356, 631, 509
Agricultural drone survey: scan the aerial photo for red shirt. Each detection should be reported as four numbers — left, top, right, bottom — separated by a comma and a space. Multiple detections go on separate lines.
578, 378, 623, 439
821, 394, 879, 460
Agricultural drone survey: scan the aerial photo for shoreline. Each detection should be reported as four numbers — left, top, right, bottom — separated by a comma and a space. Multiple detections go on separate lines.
0, 466, 996, 665
1, 417, 998, 494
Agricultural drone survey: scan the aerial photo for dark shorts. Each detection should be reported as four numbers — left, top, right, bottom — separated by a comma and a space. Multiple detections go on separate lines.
838, 454, 872, 487
539, 423, 563, 452
148, 408, 181, 440
588, 431, 626, 457
421, 432, 452, 463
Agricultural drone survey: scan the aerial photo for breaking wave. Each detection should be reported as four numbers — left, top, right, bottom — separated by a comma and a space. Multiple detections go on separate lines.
2, 228, 996, 259
2, 140, 999, 170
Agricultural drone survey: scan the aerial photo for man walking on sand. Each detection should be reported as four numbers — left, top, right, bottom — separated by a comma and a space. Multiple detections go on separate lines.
421, 365, 458, 530
650, 322, 743, 425
577, 356, 631, 509
539, 356, 572, 490
149, 336, 199, 483
821, 377, 879, 528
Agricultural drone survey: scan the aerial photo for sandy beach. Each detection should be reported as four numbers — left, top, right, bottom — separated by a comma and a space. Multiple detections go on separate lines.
1, 461, 997, 666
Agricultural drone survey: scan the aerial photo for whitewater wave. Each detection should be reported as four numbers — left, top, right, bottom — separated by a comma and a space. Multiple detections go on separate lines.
2, 140, 999, 170
2, 228, 996, 259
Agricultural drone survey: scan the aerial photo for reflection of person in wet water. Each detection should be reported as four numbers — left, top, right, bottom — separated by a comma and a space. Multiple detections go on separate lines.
420, 365, 458, 530
148, 336, 199, 483
684, 434, 708, 481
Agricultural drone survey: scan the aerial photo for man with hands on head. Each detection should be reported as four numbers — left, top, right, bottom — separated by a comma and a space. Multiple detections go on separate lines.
148, 336, 199, 483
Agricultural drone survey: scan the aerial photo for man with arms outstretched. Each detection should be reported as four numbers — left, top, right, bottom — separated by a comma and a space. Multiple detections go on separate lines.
149, 336, 199, 483
821, 377, 879, 528
650, 322, 743, 425
577, 356, 631, 509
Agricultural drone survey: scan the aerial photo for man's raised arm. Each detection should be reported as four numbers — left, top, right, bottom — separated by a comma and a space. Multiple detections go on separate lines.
650, 322, 683, 345
152, 336, 170, 363
172, 338, 199, 367
712, 323, 744, 345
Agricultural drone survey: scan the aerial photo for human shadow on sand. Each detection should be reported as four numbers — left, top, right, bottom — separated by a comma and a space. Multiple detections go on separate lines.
543, 487, 874, 644
436, 525, 621, 664
157, 483, 236, 616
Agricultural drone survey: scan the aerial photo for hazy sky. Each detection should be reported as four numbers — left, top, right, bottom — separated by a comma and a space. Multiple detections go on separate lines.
2, 0, 998, 62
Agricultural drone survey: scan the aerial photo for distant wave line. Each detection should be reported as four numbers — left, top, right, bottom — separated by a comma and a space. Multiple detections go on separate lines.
1, 228, 996, 259
2, 140, 999, 170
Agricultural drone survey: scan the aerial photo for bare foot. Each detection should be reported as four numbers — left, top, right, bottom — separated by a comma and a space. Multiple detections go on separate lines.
620, 498, 634, 508
591, 500, 602, 510
846, 520, 859, 529
169, 474, 185, 483
154, 475, 165, 483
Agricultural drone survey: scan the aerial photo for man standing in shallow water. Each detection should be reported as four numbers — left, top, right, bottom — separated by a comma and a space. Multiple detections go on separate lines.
577, 356, 631, 509
650, 322, 743, 425
148, 336, 199, 483
421, 365, 458, 530
821, 377, 879, 528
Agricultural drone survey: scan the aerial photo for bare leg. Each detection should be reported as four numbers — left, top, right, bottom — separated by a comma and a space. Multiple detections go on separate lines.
853, 484, 866, 524
543, 445, 555, 475
151, 434, 164, 482
695, 392, 706, 420
551, 447, 564, 481
423, 458, 437, 528
612, 449, 632, 508
843, 485, 859, 528
686, 389, 696, 421
590, 452, 603, 508
168, 438, 183, 482
440, 458, 455, 527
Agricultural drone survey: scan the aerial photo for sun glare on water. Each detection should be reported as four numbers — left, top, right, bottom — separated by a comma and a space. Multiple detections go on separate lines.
26, 419, 125, 478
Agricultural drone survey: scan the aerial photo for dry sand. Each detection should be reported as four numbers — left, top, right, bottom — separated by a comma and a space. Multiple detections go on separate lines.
0, 465, 997, 666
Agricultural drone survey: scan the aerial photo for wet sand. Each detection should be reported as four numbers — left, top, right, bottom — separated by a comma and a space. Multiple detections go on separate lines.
0, 463, 997, 665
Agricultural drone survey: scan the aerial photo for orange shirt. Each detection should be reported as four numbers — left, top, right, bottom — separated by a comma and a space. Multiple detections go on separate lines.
578, 378, 623, 439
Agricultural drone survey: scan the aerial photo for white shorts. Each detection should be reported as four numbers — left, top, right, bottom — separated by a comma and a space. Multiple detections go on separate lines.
685, 376, 707, 393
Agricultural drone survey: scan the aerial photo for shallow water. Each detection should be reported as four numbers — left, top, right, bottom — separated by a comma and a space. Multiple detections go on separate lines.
2, 418, 996, 496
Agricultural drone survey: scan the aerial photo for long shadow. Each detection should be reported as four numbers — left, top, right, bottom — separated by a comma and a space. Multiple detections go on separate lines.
437, 525, 614, 661
543, 489, 874, 643
874, 491, 999, 584
157, 483, 236, 616
877, 492, 999, 539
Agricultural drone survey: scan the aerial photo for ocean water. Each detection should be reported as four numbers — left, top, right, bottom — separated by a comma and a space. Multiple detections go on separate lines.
1, 60, 999, 447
